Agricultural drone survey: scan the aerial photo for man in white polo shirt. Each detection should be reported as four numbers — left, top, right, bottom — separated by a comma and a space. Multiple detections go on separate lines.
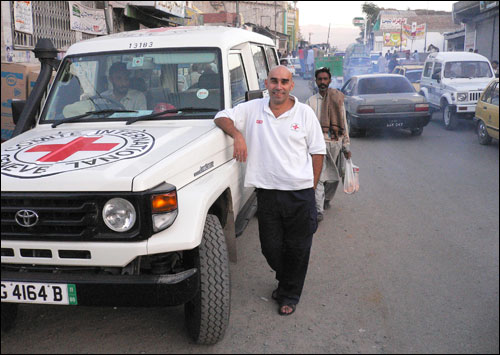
214, 65, 325, 316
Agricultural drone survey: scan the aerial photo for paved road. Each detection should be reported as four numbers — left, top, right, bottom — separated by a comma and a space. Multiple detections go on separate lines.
2, 77, 498, 353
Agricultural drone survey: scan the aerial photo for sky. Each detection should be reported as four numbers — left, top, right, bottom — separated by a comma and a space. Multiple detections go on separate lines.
296, 1, 456, 49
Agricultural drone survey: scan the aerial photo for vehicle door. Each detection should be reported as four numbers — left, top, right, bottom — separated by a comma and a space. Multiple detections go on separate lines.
430, 62, 443, 104
481, 81, 499, 138
422, 61, 434, 101
228, 51, 254, 206
251, 44, 271, 96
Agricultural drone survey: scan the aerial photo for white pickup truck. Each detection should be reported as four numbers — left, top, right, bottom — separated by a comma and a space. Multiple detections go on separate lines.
1, 26, 279, 344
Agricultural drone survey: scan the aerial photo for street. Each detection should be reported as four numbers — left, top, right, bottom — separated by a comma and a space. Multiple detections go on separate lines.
1, 76, 499, 354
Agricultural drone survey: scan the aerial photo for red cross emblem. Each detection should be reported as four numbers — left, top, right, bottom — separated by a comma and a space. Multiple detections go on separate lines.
292, 124, 299, 130
26, 136, 119, 162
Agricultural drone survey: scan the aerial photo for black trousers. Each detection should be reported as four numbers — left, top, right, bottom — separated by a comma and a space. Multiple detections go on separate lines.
256, 188, 318, 305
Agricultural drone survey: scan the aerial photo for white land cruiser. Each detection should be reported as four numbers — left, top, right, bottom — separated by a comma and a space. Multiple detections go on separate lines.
419, 52, 495, 130
1, 26, 279, 344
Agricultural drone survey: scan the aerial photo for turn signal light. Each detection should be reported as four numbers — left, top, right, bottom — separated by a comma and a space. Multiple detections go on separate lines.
151, 192, 178, 213
415, 103, 429, 112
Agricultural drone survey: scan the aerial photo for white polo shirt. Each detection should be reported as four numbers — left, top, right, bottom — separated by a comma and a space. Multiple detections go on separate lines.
214, 95, 326, 190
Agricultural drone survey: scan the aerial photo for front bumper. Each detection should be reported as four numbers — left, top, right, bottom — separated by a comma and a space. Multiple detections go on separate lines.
1, 268, 199, 307
454, 104, 476, 114
350, 112, 432, 129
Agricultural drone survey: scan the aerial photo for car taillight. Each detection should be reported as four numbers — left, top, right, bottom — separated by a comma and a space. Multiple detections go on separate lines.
357, 105, 375, 114
415, 103, 429, 112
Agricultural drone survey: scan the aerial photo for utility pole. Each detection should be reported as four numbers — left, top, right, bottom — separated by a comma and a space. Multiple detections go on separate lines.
327, 23, 331, 51
309, 32, 311, 44
236, 1, 239, 27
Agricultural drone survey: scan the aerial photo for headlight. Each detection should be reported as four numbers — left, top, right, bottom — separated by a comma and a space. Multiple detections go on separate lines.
151, 192, 178, 232
457, 93, 467, 102
102, 198, 136, 232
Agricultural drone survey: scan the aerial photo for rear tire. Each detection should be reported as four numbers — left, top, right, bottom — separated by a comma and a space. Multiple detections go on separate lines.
477, 120, 492, 145
184, 214, 230, 345
410, 127, 424, 136
442, 102, 458, 130
347, 113, 366, 138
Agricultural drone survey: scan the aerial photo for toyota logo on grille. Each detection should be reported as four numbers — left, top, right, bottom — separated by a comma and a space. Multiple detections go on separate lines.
15, 210, 39, 228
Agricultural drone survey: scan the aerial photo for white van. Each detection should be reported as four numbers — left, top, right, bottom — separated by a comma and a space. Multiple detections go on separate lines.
1, 26, 279, 344
419, 52, 495, 130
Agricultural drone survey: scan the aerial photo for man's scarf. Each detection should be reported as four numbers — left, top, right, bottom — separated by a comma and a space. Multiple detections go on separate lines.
320, 88, 345, 139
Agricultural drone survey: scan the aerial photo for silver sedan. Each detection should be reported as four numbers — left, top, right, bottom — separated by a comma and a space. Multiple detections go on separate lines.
341, 74, 431, 137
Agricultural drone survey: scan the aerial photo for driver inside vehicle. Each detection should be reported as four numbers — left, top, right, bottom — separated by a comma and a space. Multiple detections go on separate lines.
101, 62, 147, 110
62, 62, 147, 118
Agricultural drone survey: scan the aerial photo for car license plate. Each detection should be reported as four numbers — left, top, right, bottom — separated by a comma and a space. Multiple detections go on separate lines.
386, 121, 404, 128
1, 281, 77, 305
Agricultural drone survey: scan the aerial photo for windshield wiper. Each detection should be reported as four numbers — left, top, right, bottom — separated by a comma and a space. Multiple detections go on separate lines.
52, 109, 137, 128
125, 107, 218, 125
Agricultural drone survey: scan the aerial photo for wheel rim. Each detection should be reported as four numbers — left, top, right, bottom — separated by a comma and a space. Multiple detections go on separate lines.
444, 106, 450, 125
478, 121, 488, 139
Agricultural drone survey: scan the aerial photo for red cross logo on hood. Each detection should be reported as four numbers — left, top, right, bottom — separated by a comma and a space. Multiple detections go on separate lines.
26, 136, 119, 162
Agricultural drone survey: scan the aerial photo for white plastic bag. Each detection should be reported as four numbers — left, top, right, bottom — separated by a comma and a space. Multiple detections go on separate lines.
343, 159, 360, 194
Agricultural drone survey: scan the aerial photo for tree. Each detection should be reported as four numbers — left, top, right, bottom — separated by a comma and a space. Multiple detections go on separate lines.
362, 2, 381, 34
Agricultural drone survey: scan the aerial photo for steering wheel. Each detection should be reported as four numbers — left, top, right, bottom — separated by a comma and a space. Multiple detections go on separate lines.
88, 95, 126, 111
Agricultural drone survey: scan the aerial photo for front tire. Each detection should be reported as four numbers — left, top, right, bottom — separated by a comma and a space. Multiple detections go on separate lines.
184, 214, 230, 345
442, 102, 458, 130
477, 120, 492, 145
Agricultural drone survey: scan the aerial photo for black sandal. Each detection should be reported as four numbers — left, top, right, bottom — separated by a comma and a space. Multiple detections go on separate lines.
278, 303, 296, 316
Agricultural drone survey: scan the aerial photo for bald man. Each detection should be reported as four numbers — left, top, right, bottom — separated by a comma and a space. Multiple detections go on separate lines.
214, 66, 326, 316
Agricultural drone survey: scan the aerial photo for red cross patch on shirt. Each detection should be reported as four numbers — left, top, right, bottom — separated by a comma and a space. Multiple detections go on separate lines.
290, 123, 300, 131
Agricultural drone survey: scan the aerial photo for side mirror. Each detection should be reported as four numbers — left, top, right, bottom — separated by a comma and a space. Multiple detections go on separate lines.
11, 100, 26, 125
245, 90, 264, 101
432, 73, 441, 82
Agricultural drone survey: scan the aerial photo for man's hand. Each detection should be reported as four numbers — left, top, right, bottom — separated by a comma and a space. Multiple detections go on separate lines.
214, 117, 247, 162
311, 154, 324, 190
233, 132, 247, 162
343, 150, 352, 160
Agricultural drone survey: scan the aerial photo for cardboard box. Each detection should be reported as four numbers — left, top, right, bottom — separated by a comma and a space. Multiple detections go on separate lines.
1, 63, 40, 141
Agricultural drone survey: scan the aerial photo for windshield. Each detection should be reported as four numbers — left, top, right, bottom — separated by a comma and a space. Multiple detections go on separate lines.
405, 70, 422, 83
443, 61, 493, 79
40, 49, 222, 123
358, 76, 415, 94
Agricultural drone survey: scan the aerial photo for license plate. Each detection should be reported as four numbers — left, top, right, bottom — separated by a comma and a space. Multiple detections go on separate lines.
386, 121, 404, 128
1, 281, 77, 305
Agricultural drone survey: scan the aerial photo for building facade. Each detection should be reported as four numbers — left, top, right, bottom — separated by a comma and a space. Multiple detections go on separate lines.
1, 1, 189, 63
452, 1, 499, 61
371, 10, 462, 55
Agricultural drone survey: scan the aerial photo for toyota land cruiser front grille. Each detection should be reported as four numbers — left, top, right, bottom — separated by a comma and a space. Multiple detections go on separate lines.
1, 192, 151, 242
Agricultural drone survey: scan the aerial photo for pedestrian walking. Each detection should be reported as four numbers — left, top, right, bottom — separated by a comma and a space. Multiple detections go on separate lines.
377, 52, 387, 73
306, 46, 315, 79
214, 65, 325, 316
299, 46, 305, 77
306, 67, 351, 222
388, 54, 398, 73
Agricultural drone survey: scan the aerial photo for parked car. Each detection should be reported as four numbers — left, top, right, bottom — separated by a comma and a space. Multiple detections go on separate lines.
392, 64, 424, 91
419, 52, 495, 130
474, 78, 499, 145
341, 74, 431, 137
